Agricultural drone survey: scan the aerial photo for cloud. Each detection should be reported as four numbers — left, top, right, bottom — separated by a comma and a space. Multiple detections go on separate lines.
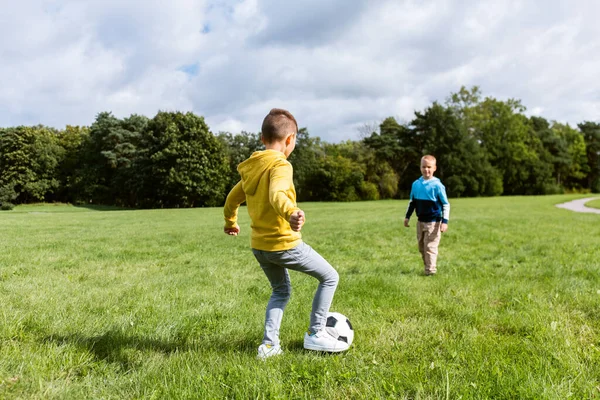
248, 0, 369, 47
0, 0, 599, 140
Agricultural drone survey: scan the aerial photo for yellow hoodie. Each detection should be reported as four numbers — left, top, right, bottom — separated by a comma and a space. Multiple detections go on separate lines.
223, 149, 301, 251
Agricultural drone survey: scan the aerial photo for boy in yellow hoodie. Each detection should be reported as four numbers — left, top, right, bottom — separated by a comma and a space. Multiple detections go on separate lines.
223, 108, 348, 359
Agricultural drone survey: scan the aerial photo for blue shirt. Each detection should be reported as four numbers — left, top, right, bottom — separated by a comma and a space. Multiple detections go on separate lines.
405, 177, 450, 223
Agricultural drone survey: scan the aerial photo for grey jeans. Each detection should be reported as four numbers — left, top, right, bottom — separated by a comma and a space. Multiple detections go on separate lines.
252, 242, 339, 346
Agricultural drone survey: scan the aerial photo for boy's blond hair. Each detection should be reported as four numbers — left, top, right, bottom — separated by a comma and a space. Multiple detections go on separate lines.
421, 155, 437, 164
261, 108, 298, 143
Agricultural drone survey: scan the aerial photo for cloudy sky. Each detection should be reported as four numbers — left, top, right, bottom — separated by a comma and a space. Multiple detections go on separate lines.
1, 0, 599, 142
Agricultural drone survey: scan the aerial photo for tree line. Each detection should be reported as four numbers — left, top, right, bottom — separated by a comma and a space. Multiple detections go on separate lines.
1, 86, 599, 210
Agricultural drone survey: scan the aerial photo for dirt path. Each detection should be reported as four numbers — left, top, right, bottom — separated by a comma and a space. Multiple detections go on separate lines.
556, 197, 600, 214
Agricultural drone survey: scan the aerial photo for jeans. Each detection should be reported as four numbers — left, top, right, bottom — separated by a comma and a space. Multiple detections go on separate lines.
252, 242, 339, 346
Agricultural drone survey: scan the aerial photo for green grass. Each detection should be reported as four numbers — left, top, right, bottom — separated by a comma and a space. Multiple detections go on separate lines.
1, 194, 599, 399
585, 198, 600, 209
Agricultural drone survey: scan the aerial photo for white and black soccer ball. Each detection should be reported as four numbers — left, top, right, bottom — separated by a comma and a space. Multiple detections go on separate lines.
325, 312, 354, 346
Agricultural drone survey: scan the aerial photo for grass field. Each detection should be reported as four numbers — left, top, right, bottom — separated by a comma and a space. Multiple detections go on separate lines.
1, 195, 599, 399
585, 198, 600, 209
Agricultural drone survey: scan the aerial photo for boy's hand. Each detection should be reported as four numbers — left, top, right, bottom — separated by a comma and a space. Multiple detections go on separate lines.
224, 225, 240, 236
440, 223, 448, 233
289, 210, 305, 232
404, 218, 410, 227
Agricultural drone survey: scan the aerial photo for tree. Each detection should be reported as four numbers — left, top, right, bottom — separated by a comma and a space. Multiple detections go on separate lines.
55, 125, 89, 203
0, 183, 17, 210
446, 85, 482, 127
551, 122, 587, 189
530, 117, 568, 193
447, 87, 551, 195
363, 117, 418, 196
74, 112, 148, 206
139, 111, 229, 208
217, 131, 264, 192
578, 121, 600, 192
0, 125, 64, 203
287, 128, 326, 201
325, 140, 398, 199
301, 152, 365, 202
411, 102, 502, 197
531, 117, 588, 192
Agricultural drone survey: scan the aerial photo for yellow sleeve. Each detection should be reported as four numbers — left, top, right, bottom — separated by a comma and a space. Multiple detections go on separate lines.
269, 161, 299, 221
223, 181, 246, 228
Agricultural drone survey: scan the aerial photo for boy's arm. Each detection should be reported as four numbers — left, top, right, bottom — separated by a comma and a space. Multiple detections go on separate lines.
269, 161, 300, 221
405, 184, 415, 215
442, 203, 450, 224
438, 184, 450, 224
437, 183, 450, 232
405, 198, 415, 219
223, 181, 246, 233
404, 189, 415, 227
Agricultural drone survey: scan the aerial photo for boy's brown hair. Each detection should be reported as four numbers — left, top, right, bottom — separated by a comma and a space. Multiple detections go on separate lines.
261, 108, 298, 143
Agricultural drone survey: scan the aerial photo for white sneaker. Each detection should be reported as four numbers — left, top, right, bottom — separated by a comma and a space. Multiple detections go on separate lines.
303, 330, 350, 352
257, 343, 283, 360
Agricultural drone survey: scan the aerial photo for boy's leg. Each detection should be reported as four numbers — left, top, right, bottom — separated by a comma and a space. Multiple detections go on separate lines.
300, 243, 339, 333
416, 222, 426, 264
422, 222, 442, 274
263, 242, 339, 334
252, 249, 292, 346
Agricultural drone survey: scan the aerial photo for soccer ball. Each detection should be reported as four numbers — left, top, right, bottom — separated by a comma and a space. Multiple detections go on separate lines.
325, 312, 354, 346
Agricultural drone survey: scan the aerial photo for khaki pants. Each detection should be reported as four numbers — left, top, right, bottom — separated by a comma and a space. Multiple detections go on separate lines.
417, 221, 442, 274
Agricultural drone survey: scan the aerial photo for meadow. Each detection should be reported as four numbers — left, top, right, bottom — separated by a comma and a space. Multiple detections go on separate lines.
0, 195, 599, 399
586, 198, 600, 209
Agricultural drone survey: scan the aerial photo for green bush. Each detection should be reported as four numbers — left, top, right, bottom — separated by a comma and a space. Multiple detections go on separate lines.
360, 181, 380, 200
542, 182, 564, 195
592, 177, 600, 193
0, 202, 14, 210
0, 184, 17, 209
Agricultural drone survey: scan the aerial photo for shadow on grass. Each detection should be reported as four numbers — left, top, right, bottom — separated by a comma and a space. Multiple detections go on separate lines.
287, 338, 305, 351
43, 329, 259, 371
398, 268, 417, 275
43, 330, 187, 371
8, 204, 135, 214
285, 338, 350, 357
73, 204, 135, 212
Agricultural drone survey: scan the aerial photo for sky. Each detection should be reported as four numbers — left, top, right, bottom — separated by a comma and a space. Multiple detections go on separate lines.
1, 0, 599, 143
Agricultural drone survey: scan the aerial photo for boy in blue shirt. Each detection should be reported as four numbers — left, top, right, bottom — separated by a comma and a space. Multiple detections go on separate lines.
404, 155, 450, 275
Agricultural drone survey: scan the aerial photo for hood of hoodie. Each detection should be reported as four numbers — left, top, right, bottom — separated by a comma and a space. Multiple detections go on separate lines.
237, 150, 286, 196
